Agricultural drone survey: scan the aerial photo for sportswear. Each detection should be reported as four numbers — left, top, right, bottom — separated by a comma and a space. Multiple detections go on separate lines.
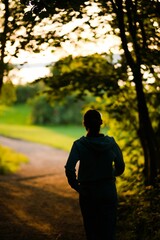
65, 134, 125, 192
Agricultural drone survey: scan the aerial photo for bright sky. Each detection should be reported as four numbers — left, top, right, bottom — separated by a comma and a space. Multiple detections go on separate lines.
11, 33, 120, 85
10, 35, 120, 84
10, 5, 121, 84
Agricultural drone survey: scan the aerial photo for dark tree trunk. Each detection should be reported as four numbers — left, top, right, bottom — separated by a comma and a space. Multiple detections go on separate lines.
0, 0, 9, 93
113, 0, 159, 185
134, 70, 158, 185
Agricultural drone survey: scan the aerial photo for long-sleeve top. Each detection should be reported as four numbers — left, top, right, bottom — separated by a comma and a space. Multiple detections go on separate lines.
65, 135, 125, 192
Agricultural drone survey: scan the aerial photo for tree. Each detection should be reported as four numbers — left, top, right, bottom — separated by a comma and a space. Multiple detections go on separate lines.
109, 0, 160, 186
15, 83, 41, 104
0, 80, 17, 105
0, 0, 48, 93
24, 0, 160, 185
39, 54, 159, 185
29, 94, 86, 125
41, 54, 120, 100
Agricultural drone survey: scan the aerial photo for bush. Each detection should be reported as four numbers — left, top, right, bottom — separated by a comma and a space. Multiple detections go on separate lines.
29, 95, 85, 125
15, 83, 42, 104
29, 95, 54, 124
0, 145, 28, 174
0, 81, 17, 105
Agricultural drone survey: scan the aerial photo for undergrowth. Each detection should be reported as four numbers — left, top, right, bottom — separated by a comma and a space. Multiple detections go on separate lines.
0, 145, 28, 174
117, 175, 160, 240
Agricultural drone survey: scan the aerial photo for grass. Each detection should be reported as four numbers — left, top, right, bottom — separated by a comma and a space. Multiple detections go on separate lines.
0, 104, 109, 151
0, 104, 86, 173
0, 103, 88, 151
0, 104, 32, 125
0, 124, 86, 151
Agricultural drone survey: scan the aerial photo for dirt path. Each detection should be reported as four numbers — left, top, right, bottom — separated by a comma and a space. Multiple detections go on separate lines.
0, 136, 85, 240
0, 136, 137, 240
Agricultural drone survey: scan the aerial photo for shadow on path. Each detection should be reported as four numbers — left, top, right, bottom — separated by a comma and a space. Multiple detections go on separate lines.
0, 136, 85, 240
0, 176, 85, 240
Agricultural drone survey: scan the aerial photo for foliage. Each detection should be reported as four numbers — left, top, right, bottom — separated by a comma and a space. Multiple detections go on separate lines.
15, 83, 41, 104
82, 88, 145, 189
29, 95, 54, 124
133, 184, 160, 240
40, 54, 120, 99
0, 144, 28, 174
47, 57, 154, 177
0, 80, 17, 105
24, 0, 160, 71
0, 0, 51, 91
144, 81, 160, 138
25, 0, 160, 185
23, 0, 85, 15
29, 94, 87, 125
41, 52, 160, 185
115, 182, 160, 240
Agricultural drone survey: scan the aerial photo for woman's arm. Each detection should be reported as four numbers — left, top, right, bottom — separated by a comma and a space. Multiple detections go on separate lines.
113, 143, 125, 176
65, 142, 80, 192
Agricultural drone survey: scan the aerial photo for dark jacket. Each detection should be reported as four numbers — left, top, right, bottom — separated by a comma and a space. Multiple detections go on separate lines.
65, 135, 125, 192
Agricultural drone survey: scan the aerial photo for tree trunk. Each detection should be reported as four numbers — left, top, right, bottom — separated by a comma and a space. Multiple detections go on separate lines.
0, 0, 9, 93
114, 0, 159, 185
134, 70, 159, 185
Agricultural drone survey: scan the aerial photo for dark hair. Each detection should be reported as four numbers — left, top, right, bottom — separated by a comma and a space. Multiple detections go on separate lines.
83, 110, 102, 133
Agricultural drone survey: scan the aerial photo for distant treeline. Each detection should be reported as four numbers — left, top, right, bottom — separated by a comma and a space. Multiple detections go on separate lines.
0, 81, 90, 125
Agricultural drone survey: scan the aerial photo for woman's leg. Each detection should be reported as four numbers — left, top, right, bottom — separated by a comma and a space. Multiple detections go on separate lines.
97, 202, 117, 240
79, 195, 97, 240
79, 195, 117, 240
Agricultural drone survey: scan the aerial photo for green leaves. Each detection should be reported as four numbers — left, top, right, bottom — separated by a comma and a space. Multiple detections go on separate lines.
0, 145, 28, 174
42, 54, 120, 99
24, 0, 86, 18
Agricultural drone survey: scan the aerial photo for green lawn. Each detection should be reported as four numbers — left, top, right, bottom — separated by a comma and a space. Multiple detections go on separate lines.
0, 104, 86, 173
0, 104, 87, 151
0, 124, 86, 151
0, 104, 32, 125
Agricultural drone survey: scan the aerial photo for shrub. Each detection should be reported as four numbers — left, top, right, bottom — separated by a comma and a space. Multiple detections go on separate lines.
29, 95, 85, 125
15, 83, 42, 104
0, 80, 17, 105
29, 95, 54, 124
0, 145, 28, 174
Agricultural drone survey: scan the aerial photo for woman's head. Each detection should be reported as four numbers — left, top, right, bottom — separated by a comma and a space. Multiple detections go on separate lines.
83, 109, 102, 134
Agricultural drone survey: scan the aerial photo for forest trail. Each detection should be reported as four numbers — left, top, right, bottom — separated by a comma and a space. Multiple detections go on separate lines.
0, 135, 85, 240
0, 135, 138, 240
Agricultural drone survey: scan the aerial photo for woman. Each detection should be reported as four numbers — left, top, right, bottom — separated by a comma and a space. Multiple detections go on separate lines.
65, 109, 125, 240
